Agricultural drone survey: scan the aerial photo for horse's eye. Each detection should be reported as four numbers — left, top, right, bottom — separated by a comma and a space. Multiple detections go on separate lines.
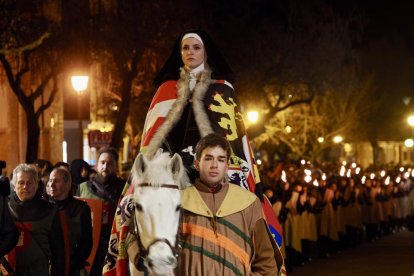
176, 205, 181, 212
135, 203, 143, 212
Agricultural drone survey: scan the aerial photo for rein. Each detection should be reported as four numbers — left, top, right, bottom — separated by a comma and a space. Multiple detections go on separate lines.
132, 183, 183, 272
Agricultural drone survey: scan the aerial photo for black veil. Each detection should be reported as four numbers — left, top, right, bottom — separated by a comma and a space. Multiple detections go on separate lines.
153, 29, 235, 88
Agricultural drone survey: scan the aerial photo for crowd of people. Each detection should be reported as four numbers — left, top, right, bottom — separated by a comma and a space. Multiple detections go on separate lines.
259, 160, 414, 273
0, 135, 286, 275
0, 147, 122, 276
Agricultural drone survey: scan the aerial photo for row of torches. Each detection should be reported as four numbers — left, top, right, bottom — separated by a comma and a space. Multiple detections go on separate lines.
280, 161, 414, 187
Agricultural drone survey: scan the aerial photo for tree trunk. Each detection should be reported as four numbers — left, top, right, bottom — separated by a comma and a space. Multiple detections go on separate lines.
25, 107, 40, 163
367, 136, 379, 170
110, 89, 131, 151
110, 72, 134, 151
110, 54, 139, 153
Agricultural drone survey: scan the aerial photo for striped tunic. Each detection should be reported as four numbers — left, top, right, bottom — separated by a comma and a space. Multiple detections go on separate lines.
179, 180, 279, 275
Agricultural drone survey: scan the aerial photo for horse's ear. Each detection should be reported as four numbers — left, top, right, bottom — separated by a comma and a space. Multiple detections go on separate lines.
133, 153, 148, 176
168, 153, 183, 179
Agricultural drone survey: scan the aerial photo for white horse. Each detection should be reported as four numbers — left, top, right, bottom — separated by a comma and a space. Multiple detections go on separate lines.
129, 151, 190, 275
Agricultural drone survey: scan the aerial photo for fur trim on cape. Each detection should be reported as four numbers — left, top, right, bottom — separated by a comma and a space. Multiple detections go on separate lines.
145, 67, 214, 158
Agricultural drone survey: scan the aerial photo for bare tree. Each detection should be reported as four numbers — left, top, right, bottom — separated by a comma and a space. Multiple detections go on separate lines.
0, 1, 62, 163
253, 65, 375, 162
216, 0, 366, 140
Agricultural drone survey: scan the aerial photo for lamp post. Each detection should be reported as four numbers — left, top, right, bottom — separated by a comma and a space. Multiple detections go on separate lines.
71, 76, 89, 159
247, 110, 259, 124
408, 115, 414, 137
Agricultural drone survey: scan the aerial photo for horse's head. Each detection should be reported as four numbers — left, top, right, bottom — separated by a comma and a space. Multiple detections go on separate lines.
131, 151, 188, 275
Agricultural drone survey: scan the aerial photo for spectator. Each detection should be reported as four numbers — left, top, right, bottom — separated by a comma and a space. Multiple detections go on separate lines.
8, 164, 65, 275
70, 159, 90, 188
0, 175, 19, 262
79, 147, 124, 276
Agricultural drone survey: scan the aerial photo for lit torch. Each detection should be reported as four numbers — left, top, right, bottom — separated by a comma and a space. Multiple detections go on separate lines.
339, 166, 346, 177
281, 170, 287, 183
361, 176, 366, 184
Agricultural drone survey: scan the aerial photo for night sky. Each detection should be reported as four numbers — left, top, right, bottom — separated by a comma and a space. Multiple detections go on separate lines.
332, 0, 414, 138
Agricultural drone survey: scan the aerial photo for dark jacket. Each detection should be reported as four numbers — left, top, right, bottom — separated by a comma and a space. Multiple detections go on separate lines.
79, 174, 124, 276
54, 196, 93, 275
0, 195, 18, 258
8, 193, 65, 276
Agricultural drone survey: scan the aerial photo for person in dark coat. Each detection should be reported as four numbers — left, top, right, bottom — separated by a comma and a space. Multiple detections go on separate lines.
8, 163, 65, 276
0, 177, 19, 259
48, 167, 93, 275
70, 159, 90, 194
79, 147, 124, 276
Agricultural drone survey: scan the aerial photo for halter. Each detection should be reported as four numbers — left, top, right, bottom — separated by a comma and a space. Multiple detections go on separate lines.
132, 183, 183, 272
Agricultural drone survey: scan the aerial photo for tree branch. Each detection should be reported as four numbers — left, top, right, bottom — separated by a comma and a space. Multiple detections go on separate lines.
0, 54, 28, 103
270, 91, 314, 114
16, 51, 31, 85
31, 71, 53, 101
35, 75, 58, 119
0, 32, 50, 55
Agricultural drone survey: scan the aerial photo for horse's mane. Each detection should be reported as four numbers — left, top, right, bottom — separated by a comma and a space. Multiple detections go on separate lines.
132, 150, 191, 189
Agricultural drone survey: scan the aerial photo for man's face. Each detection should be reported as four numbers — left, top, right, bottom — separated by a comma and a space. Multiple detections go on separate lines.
14, 172, 38, 201
195, 146, 228, 187
96, 152, 117, 177
48, 170, 70, 200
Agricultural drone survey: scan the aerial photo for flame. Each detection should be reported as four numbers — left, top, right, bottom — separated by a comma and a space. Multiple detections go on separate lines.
361, 176, 366, 184
339, 166, 346, 176
281, 170, 287, 183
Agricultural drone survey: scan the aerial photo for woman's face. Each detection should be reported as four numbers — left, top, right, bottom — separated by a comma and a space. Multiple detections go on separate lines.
181, 37, 205, 69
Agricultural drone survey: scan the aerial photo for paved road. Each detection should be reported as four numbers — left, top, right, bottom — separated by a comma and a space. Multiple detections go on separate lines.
290, 229, 414, 276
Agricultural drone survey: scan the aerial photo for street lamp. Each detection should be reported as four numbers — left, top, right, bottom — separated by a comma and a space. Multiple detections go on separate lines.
71, 75, 89, 158
247, 111, 259, 124
408, 115, 414, 136
407, 115, 414, 163
333, 135, 343, 144
405, 138, 414, 148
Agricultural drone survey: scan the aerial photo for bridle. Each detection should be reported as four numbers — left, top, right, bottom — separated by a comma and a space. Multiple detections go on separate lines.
132, 183, 183, 272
